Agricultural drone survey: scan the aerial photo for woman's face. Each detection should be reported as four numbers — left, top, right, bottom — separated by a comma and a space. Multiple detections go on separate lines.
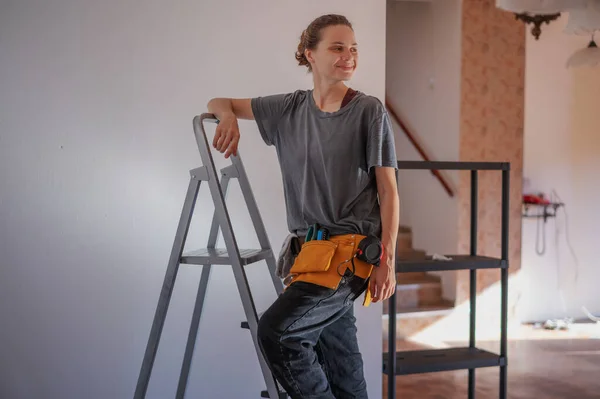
307, 24, 358, 81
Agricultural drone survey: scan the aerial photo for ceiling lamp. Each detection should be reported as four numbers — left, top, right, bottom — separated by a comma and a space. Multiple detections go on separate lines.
566, 35, 600, 67
514, 12, 561, 40
497, 0, 600, 40
496, 0, 586, 14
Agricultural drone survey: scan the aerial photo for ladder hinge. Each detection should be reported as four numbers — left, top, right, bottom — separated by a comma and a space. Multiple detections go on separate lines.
190, 167, 209, 181
220, 164, 239, 178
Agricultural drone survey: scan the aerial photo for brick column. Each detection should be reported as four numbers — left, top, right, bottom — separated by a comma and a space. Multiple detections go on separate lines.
457, 0, 525, 303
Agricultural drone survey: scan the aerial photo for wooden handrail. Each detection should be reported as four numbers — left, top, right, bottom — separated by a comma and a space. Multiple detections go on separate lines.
385, 96, 455, 198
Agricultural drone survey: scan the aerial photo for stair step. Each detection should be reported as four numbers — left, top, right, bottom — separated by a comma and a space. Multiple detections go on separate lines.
396, 249, 427, 261
180, 248, 272, 265
395, 271, 428, 280
384, 274, 443, 312
396, 273, 440, 286
390, 299, 455, 315
399, 225, 412, 233
382, 299, 454, 339
396, 227, 413, 252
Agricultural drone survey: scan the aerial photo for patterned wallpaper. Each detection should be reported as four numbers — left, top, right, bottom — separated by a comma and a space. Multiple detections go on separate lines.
457, 0, 525, 303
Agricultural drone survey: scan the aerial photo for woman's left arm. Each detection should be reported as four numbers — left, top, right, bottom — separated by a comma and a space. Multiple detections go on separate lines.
369, 166, 400, 302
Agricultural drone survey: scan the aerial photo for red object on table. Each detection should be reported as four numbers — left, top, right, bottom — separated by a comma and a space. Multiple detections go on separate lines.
523, 194, 550, 205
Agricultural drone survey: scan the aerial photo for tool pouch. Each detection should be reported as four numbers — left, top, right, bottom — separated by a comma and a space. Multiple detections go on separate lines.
283, 234, 374, 302
289, 240, 339, 274
276, 233, 300, 279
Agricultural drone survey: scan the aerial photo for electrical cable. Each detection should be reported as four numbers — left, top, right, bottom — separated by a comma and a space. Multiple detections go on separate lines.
544, 188, 592, 326
535, 214, 546, 255
551, 189, 579, 287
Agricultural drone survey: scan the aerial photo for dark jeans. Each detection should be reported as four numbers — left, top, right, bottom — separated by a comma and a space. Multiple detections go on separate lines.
257, 270, 370, 399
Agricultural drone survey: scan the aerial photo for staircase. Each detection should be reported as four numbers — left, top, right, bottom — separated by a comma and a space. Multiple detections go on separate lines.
383, 226, 454, 338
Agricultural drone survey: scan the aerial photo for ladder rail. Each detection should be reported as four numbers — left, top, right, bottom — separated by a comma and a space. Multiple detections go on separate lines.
176, 172, 232, 398
192, 114, 283, 399
134, 175, 203, 399
176, 264, 211, 399
229, 140, 284, 295
207, 173, 232, 248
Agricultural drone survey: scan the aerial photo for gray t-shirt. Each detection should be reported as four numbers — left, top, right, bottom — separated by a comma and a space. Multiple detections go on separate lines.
251, 89, 397, 238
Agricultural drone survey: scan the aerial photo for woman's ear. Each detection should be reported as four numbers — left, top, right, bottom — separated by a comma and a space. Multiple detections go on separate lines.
305, 48, 314, 64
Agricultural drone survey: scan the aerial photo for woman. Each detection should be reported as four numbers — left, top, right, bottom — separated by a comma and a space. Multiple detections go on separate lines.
207, 14, 399, 399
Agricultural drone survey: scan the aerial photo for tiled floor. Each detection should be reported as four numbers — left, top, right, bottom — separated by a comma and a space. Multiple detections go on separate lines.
383, 324, 600, 398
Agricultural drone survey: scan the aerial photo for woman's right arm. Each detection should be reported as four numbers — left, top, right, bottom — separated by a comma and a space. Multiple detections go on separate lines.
206, 98, 254, 158
207, 98, 254, 121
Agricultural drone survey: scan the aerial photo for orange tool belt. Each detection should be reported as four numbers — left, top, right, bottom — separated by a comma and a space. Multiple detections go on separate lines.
283, 233, 375, 307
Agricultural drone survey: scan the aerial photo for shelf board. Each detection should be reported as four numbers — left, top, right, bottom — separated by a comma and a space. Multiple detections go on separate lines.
382, 347, 505, 375
522, 202, 563, 220
397, 255, 506, 273
396, 161, 509, 171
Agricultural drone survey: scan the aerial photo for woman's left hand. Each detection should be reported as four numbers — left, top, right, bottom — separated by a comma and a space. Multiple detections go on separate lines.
368, 257, 396, 303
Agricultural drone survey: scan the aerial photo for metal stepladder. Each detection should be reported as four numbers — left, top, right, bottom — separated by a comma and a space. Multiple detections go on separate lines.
133, 113, 287, 399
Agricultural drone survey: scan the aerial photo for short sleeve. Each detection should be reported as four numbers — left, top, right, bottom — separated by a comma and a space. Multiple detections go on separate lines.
367, 110, 398, 173
251, 93, 293, 146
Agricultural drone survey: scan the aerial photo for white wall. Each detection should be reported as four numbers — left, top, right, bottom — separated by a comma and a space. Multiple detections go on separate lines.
386, 0, 461, 300
0, 1, 388, 398
518, 15, 600, 322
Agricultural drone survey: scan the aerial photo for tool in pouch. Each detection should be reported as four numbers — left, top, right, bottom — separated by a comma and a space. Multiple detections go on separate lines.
349, 236, 384, 307
336, 234, 384, 277
305, 223, 330, 242
356, 236, 384, 266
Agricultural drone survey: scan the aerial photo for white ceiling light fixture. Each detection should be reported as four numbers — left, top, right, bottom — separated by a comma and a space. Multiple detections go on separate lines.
566, 34, 600, 68
496, 0, 587, 14
496, 0, 600, 40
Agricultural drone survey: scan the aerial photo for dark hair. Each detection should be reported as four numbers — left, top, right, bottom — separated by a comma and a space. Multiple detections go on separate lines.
295, 14, 353, 72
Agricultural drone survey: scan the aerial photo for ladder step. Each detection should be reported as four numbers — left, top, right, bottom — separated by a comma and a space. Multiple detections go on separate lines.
261, 389, 287, 398
181, 248, 272, 265
241, 312, 266, 329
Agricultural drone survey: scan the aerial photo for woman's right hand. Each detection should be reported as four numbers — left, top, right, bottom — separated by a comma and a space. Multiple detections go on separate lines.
213, 112, 240, 158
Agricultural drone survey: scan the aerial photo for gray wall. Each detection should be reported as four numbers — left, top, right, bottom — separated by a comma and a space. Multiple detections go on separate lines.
0, 1, 389, 398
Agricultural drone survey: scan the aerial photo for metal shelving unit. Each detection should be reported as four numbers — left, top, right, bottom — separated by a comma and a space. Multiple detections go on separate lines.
385, 161, 510, 399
